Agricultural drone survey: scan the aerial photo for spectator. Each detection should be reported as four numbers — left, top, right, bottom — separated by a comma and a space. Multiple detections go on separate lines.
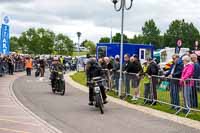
180, 55, 194, 110
130, 55, 143, 100
39, 57, 45, 78
104, 57, 113, 70
103, 57, 113, 90
165, 54, 183, 110
142, 60, 151, 103
191, 54, 200, 108
25, 57, 33, 76
123, 54, 132, 96
147, 57, 159, 105
113, 55, 120, 92
7, 55, 14, 75
0, 55, 3, 76
98, 58, 106, 69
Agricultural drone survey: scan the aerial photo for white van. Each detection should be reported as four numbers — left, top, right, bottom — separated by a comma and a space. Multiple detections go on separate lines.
159, 47, 189, 69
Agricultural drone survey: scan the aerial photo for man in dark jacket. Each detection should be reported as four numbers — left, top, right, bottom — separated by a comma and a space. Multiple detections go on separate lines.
123, 54, 132, 96
165, 54, 183, 109
147, 57, 159, 104
86, 58, 107, 105
130, 55, 143, 100
113, 55, 120, 92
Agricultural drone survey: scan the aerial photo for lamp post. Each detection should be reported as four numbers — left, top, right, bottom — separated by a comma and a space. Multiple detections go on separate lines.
111, 0, 133, 97
77, 32, 81, 56
76, 32, 81, 71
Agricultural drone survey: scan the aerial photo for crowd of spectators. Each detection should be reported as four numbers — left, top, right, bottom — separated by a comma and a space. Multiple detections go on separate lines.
97, 51, 200, 110
0, 54, 26, 76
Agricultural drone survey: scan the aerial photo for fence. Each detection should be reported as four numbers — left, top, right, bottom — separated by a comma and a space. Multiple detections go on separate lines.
102, 69, 200, 117
14, 61, 25, 72
0, 60, 25, 76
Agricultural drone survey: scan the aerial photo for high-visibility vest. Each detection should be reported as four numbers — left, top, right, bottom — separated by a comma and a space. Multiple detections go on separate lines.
25, 59, 33, 69
60, 57, 64, 64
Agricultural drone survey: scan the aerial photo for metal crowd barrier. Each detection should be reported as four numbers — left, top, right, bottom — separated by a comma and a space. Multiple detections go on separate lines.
14, 61, 25, 72
102, 69, 200, 117
0, 60, 25, 77
0, 60, 9, 75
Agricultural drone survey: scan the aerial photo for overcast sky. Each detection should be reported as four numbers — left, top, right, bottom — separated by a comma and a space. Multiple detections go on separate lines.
1, 0, 200, 43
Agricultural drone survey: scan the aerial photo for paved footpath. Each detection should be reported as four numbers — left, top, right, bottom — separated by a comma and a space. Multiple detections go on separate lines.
12, 73, 200, 133
0, 73, 61, 133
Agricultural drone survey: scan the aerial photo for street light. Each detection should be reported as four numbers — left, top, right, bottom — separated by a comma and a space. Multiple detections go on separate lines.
111, 0, 133, 97
77, 32, 82, 56
76, 32, 81, 71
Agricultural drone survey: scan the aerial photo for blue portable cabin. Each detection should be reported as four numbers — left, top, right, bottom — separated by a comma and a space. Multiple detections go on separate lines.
96, 43, 154, 63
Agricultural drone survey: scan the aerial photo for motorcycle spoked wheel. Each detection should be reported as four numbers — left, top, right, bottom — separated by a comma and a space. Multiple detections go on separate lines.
95, 93, 104, 114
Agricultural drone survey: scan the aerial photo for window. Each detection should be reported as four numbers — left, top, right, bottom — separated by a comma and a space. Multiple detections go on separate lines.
145, 49, 152, 59
140, 50, 145, 59
98, 46, 107, 58
161, 51, 167, 62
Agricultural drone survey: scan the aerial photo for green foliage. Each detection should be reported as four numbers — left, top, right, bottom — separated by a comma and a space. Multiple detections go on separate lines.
164, 19, 200, 49
84, 40, 96, 55
142, 19, 161, 48
17, 28, 55, 54
129, 35, 145, 44
55, 33, 74, 56
81, 40, 88, 47
10, 36, 20, 52
10, 28, 74, 55
99, 37, 110, 43
112, 33, 128, 43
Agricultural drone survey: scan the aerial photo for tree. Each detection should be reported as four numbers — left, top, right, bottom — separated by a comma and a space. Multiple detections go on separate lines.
142, 19, 161, 48
55, 33, 74, 56
164, 19, 200, 49
99, 37, 110, 43
10, 36, 20, 52
18, 28, 55, 54
112, 33, 128, 43
129, 35, 145, 44
84, 40, 96, 55
81, 40, 88, 47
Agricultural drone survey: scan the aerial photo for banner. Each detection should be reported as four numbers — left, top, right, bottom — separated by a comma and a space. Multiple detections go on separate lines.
0, 24, 10, 54
0, 15, 10, 55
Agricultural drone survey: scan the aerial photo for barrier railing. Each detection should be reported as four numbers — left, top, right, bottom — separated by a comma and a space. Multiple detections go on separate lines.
102, 69, 200, 117
0, 60, 25, 76
14, 61, 25, 72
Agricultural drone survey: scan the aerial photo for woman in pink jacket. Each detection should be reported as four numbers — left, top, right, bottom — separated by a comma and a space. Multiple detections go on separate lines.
180, 55, 194, 109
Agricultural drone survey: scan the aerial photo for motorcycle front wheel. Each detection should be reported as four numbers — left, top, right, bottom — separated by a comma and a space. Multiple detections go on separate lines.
96, 93, 104, 114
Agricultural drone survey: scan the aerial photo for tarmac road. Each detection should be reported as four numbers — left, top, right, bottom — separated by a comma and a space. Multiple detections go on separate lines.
13, 74, 200, 133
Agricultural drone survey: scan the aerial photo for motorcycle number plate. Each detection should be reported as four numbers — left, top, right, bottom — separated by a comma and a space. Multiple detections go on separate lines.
95, 87, 100, 93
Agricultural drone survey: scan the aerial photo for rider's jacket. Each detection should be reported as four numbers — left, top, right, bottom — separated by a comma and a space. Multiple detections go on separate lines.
50, 62, 63, 72
86, 60, 103, 81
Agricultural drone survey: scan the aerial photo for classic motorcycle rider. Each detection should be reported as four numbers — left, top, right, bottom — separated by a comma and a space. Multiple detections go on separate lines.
50, 57, 64, 89
86, 57, 108, 106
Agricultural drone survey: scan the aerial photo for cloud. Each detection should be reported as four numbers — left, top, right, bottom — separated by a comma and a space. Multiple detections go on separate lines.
1, 0, 200, 42
0, 0, 33, 4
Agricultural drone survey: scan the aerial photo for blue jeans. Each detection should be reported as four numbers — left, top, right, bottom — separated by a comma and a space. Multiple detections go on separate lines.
115, 78, 119, 91
144, 83, 151, 100
184, 86, 193, 109
124, 75, 130, 96
170, 81, 180, 107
